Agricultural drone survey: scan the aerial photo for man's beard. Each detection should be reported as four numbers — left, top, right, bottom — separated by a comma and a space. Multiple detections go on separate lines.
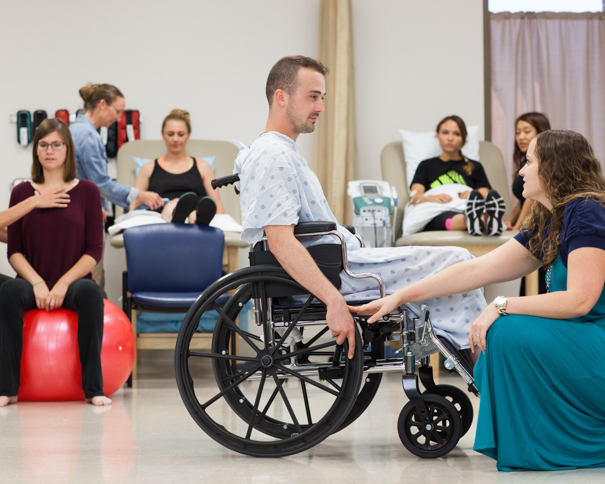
287, 105, 317, 134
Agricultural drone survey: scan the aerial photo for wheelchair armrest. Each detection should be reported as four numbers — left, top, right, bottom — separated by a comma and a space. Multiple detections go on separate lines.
293, 221, 337, 235
342, 225, 356, 235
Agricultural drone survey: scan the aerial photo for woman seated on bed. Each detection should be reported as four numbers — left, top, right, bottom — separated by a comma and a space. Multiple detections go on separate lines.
130, 109, 224, 224
410, 115, 505, 236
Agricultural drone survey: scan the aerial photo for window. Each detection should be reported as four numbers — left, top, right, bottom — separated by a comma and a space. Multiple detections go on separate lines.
489, 0, 603, 13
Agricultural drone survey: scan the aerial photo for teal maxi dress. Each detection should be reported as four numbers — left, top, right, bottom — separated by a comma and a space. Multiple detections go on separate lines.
473, 198, 605, 471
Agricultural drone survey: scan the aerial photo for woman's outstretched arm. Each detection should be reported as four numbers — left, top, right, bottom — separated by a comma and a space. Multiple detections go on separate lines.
349, 239, 540, 323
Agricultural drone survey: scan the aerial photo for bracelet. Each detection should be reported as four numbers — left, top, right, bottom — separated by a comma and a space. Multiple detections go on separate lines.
32, 280, 45, 287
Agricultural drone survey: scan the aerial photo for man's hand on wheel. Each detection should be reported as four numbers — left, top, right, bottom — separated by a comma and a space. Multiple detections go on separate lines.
326, 300, 356, 359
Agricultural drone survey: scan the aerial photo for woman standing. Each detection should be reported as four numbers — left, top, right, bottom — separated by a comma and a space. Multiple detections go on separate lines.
0, 119, 111, 407
70, 83, 163, 294
351, 130, 605, 470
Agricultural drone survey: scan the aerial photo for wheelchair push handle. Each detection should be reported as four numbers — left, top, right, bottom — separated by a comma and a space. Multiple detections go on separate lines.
211, 174, 240, 190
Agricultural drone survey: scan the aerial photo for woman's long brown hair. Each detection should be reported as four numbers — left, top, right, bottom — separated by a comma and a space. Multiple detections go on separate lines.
522, 130, 605, 267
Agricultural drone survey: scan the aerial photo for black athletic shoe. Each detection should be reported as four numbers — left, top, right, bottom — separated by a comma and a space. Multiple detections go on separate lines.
485, 189, 506, 236
172, 192, 198, 223
465, 189, 485, 236
195, 196, 217, 225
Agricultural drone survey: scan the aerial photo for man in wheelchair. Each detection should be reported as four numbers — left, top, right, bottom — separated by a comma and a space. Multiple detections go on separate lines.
174, 55, 484, 459
234, 56, 486, 361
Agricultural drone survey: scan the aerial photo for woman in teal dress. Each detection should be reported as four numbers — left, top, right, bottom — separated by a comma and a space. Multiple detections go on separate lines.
350, 129, 605, 471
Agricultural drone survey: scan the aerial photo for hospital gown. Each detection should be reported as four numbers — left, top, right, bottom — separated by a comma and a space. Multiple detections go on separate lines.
234, 132, 485, 349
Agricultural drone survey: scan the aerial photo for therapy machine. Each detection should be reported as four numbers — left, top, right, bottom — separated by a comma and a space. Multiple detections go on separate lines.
348, 180, 397, 247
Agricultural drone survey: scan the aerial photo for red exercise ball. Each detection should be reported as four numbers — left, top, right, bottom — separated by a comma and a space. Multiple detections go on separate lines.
17, 299, 135, 401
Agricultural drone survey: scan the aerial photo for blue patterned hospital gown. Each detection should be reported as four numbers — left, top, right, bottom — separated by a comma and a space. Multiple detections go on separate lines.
234, 132, 485, 349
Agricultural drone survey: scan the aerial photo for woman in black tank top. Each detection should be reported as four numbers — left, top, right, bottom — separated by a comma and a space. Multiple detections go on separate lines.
130, 109, 224, 224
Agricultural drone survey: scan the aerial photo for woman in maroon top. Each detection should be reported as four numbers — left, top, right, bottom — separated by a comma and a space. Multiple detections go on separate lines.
0, 119, 110, 407
0, 185, 71, 286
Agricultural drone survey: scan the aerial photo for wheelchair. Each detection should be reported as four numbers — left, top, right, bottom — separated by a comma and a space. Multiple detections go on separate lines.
174, 175, 479, 458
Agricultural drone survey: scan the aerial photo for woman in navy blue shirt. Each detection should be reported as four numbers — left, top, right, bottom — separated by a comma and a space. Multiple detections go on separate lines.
353, 129, 605, 470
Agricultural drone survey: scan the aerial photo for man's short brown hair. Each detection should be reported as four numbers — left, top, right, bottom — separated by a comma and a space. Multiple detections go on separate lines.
266, 56, 328, 106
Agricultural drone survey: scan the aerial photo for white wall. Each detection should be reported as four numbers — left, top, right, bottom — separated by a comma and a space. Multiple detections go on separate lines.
0, 0, 486, 305
0, 0, 320, 302
354, 0, 485, 179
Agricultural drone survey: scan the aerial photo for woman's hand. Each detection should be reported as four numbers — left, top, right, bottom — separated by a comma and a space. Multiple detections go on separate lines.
33, 187, 70, 209
33, 282, 50, 309
420, 194, 453, 204
45, 281, 68, 311
468, 304, 500, 353
348, 294, 402, 324
136, 190, 164, 210
457, 190, 470, 199
504, 219, 513, 230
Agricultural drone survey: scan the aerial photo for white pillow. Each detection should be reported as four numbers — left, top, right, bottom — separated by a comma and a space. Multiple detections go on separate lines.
399, 125, 480, 193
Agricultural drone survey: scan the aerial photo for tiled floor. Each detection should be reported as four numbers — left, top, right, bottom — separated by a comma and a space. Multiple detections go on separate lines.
1, 350, 603, 484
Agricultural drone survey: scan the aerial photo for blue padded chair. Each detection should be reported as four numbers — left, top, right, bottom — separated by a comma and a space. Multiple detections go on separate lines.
122, 223, 225, 380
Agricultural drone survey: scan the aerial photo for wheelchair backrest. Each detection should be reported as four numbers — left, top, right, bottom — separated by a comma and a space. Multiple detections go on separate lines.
249, 243, 343, 298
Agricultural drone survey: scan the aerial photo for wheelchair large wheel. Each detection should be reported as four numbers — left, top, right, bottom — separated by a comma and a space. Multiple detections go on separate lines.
425, 384, 473, 437
175, 268, 364, 457
397, 394, 461, 458
336, 341, 384, 432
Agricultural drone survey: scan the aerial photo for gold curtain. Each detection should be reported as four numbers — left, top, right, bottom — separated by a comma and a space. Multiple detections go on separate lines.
314, 0, 358, 225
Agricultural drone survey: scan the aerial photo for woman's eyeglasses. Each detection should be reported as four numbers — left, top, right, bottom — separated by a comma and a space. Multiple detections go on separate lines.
37, 142, 65, 151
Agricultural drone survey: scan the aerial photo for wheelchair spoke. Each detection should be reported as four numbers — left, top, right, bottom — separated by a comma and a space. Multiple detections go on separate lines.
213, 304, 262, 356
270, 294, 316, 357
238, 330, 263, 343
325, 379, 341, 391
273, 340, 336, 361
257, 382, 283, 422
275, 363, 339, 397
432, 413, 447, 426
430, 429, 445, 445
201, 363, 262, 410
302, 325, 330, 348
245, 369, 267, 440
271, 368, 302, 434
300, 381, 313, 426
188, 351, 258, 362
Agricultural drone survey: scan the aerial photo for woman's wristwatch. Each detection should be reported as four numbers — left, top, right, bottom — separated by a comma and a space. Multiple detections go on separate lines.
494, 296, 508, 316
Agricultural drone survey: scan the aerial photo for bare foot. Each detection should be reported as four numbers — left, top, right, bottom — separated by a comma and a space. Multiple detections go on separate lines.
0, 396, 18, 407
87, 395, 112, 406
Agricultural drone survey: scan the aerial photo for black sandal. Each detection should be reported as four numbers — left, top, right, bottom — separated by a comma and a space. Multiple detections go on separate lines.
172, 192, 198, 223
195, 196, 217, 225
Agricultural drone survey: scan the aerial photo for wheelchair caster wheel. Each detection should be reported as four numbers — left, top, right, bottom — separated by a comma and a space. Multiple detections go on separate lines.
397, 394, 461, 458
425, 384, 474, 437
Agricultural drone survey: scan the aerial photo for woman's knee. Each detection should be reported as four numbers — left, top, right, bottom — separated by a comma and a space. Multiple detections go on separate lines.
69, 279, 103, 306
0, 279, 34, 311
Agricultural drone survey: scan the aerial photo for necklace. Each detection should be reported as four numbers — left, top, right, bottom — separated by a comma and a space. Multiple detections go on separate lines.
545, 265, 552, 293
